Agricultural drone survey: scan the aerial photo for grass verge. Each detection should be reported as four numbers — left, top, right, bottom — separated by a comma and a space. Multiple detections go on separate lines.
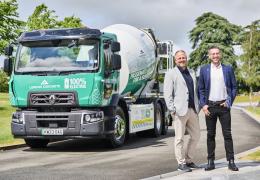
235, 95, 260, 103
246, 106, 260, 119
240, 150, 260, 161
0, 93, 24, 147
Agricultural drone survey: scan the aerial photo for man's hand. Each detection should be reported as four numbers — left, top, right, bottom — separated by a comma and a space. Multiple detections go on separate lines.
203, 105, 210, 116
220, 101, 227, 107
171, 111, 176, 116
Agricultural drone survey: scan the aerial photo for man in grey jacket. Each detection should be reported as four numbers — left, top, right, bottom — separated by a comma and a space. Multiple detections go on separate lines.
164, 50, 200, 172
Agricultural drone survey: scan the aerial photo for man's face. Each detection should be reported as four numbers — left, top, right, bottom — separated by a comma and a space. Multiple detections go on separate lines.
208, 48, 221, 64
175, 52, 187, 68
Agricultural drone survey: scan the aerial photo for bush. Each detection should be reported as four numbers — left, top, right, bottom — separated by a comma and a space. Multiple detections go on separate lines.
0, 70, 9, 92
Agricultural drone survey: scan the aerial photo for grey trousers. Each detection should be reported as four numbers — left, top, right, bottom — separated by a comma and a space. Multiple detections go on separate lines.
173, 108, 201, 164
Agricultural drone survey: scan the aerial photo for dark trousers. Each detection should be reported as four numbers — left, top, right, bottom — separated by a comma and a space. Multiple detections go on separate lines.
206, 104, 234, 161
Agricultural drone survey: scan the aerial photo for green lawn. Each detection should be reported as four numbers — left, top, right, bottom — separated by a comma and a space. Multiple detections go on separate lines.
246, 106, 260, 117
235, 95, 260, 103
0, 93, 24, 147
240, 150, 260, 161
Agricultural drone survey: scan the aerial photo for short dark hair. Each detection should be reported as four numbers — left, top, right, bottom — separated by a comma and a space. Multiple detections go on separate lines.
208, 45, 221, 53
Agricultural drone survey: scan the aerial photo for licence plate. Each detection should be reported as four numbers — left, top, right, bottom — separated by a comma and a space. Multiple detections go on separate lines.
41, 128, 63, 135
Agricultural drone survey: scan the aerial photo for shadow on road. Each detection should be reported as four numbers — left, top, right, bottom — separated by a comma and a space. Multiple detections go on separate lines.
23, 128, 175, 153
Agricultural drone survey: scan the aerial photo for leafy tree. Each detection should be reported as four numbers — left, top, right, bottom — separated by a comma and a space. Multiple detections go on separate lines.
58, 15, 84, 28
239, 20, 260, 104
189, 12, 242, 69
0, 0, 24, 54
26, 4, 58, 30
26, 4, 84, 30
0, 70, 9, 92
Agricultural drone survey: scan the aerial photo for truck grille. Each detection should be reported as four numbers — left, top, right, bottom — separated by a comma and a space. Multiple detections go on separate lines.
36, 115, 69, 128
29, 92, 76, 106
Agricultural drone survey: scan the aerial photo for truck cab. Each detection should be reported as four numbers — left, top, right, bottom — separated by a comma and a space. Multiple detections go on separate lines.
4, 26, 170, 148
4, 28, 125, 148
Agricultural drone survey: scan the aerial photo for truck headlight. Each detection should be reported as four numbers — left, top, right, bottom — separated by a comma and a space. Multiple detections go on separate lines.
104, 83, 113, 99
12, 112, 25, 124
82, 111, 104, 124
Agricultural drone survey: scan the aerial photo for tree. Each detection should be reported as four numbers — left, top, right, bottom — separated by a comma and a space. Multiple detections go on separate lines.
26, 4, 58, 30
26, 4, 84, 30
239, 20, 260, 105
0, 70, 9, 92
58, 15, 84, 28
0, 0, 24, 54
189, 12, 242, 70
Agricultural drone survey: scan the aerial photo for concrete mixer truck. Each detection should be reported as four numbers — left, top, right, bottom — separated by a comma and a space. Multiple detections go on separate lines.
4, 24, 173, 148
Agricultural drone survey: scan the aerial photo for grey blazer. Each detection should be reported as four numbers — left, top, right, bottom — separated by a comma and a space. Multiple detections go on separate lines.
163, 67, 199, 116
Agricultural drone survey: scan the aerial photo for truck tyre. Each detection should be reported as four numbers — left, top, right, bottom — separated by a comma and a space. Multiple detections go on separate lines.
107, 106, 126, 148
161, 112, 168, 135
25, 139, 49, 149
151, 103, 163, 137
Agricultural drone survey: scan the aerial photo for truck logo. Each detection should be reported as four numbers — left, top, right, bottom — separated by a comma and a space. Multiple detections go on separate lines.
41, 80, 49, 86
49, 95, 56, 105
30, 80, 60, 89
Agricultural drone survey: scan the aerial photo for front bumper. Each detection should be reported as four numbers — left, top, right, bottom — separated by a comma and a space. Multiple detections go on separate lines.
11, 110, 114, 139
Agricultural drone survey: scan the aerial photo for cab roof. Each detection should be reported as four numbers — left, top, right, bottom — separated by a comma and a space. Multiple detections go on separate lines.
18, 28, 102, 42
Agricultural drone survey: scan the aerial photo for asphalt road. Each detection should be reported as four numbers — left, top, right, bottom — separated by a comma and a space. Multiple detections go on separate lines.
0, 108, 259, 180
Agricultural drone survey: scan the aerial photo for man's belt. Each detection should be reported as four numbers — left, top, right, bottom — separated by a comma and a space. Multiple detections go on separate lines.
208, 100, 226, 106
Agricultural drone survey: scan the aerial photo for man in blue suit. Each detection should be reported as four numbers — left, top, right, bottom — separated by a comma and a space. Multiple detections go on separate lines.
198, 46, 239, 171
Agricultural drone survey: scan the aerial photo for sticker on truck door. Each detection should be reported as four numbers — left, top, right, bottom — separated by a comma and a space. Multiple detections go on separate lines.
129, 104, 154, 133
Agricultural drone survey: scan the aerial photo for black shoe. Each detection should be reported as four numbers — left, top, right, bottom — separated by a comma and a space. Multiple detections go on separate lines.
177, 164, 192, 172
228, 159, 239, 171
186, 162, 200, 169
205, 159, 215, 171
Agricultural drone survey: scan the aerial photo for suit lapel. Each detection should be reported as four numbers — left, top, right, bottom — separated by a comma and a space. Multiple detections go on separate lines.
206, 64, 211, 89
188, 69, 196, 92
175, 67, 186, 85
222, 64, 228, 86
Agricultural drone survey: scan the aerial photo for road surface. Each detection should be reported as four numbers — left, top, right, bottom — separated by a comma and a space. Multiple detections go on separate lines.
0, 108, 259, 180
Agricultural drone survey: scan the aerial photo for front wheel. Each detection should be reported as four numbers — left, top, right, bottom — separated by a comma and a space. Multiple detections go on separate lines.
151, 103, 163, 137
25, 139, 49, 149
107, 106, 127, 148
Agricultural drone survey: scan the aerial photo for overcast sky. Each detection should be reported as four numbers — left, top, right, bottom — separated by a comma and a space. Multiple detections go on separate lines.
1, 0, 259, 67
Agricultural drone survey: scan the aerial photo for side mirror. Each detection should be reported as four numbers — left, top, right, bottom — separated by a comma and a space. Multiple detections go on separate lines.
111, 42, 120, 52
4, 58, 13, 75
111, 54, 121, 70
4, 45, 14, 56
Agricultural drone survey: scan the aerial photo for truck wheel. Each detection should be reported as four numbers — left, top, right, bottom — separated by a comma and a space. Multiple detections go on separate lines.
151, 103, 163, 137
108, 107, 126, 148
161, 113, 168, 135
25, 139, 49, 149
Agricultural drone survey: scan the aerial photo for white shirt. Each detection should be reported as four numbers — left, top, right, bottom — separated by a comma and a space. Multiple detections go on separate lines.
209, 63, 228, 101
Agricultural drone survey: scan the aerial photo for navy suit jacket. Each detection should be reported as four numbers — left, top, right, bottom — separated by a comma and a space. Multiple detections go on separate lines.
198, 64, 237, 108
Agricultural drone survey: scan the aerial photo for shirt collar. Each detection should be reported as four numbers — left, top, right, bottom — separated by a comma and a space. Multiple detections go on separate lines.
177, 66, 189, 73
211, 63, 222, 69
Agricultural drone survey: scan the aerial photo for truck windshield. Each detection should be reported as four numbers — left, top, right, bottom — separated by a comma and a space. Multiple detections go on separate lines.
15, 39, 99, 73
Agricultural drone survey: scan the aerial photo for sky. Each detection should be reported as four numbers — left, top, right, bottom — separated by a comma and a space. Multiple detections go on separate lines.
1, 0, 259, 67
